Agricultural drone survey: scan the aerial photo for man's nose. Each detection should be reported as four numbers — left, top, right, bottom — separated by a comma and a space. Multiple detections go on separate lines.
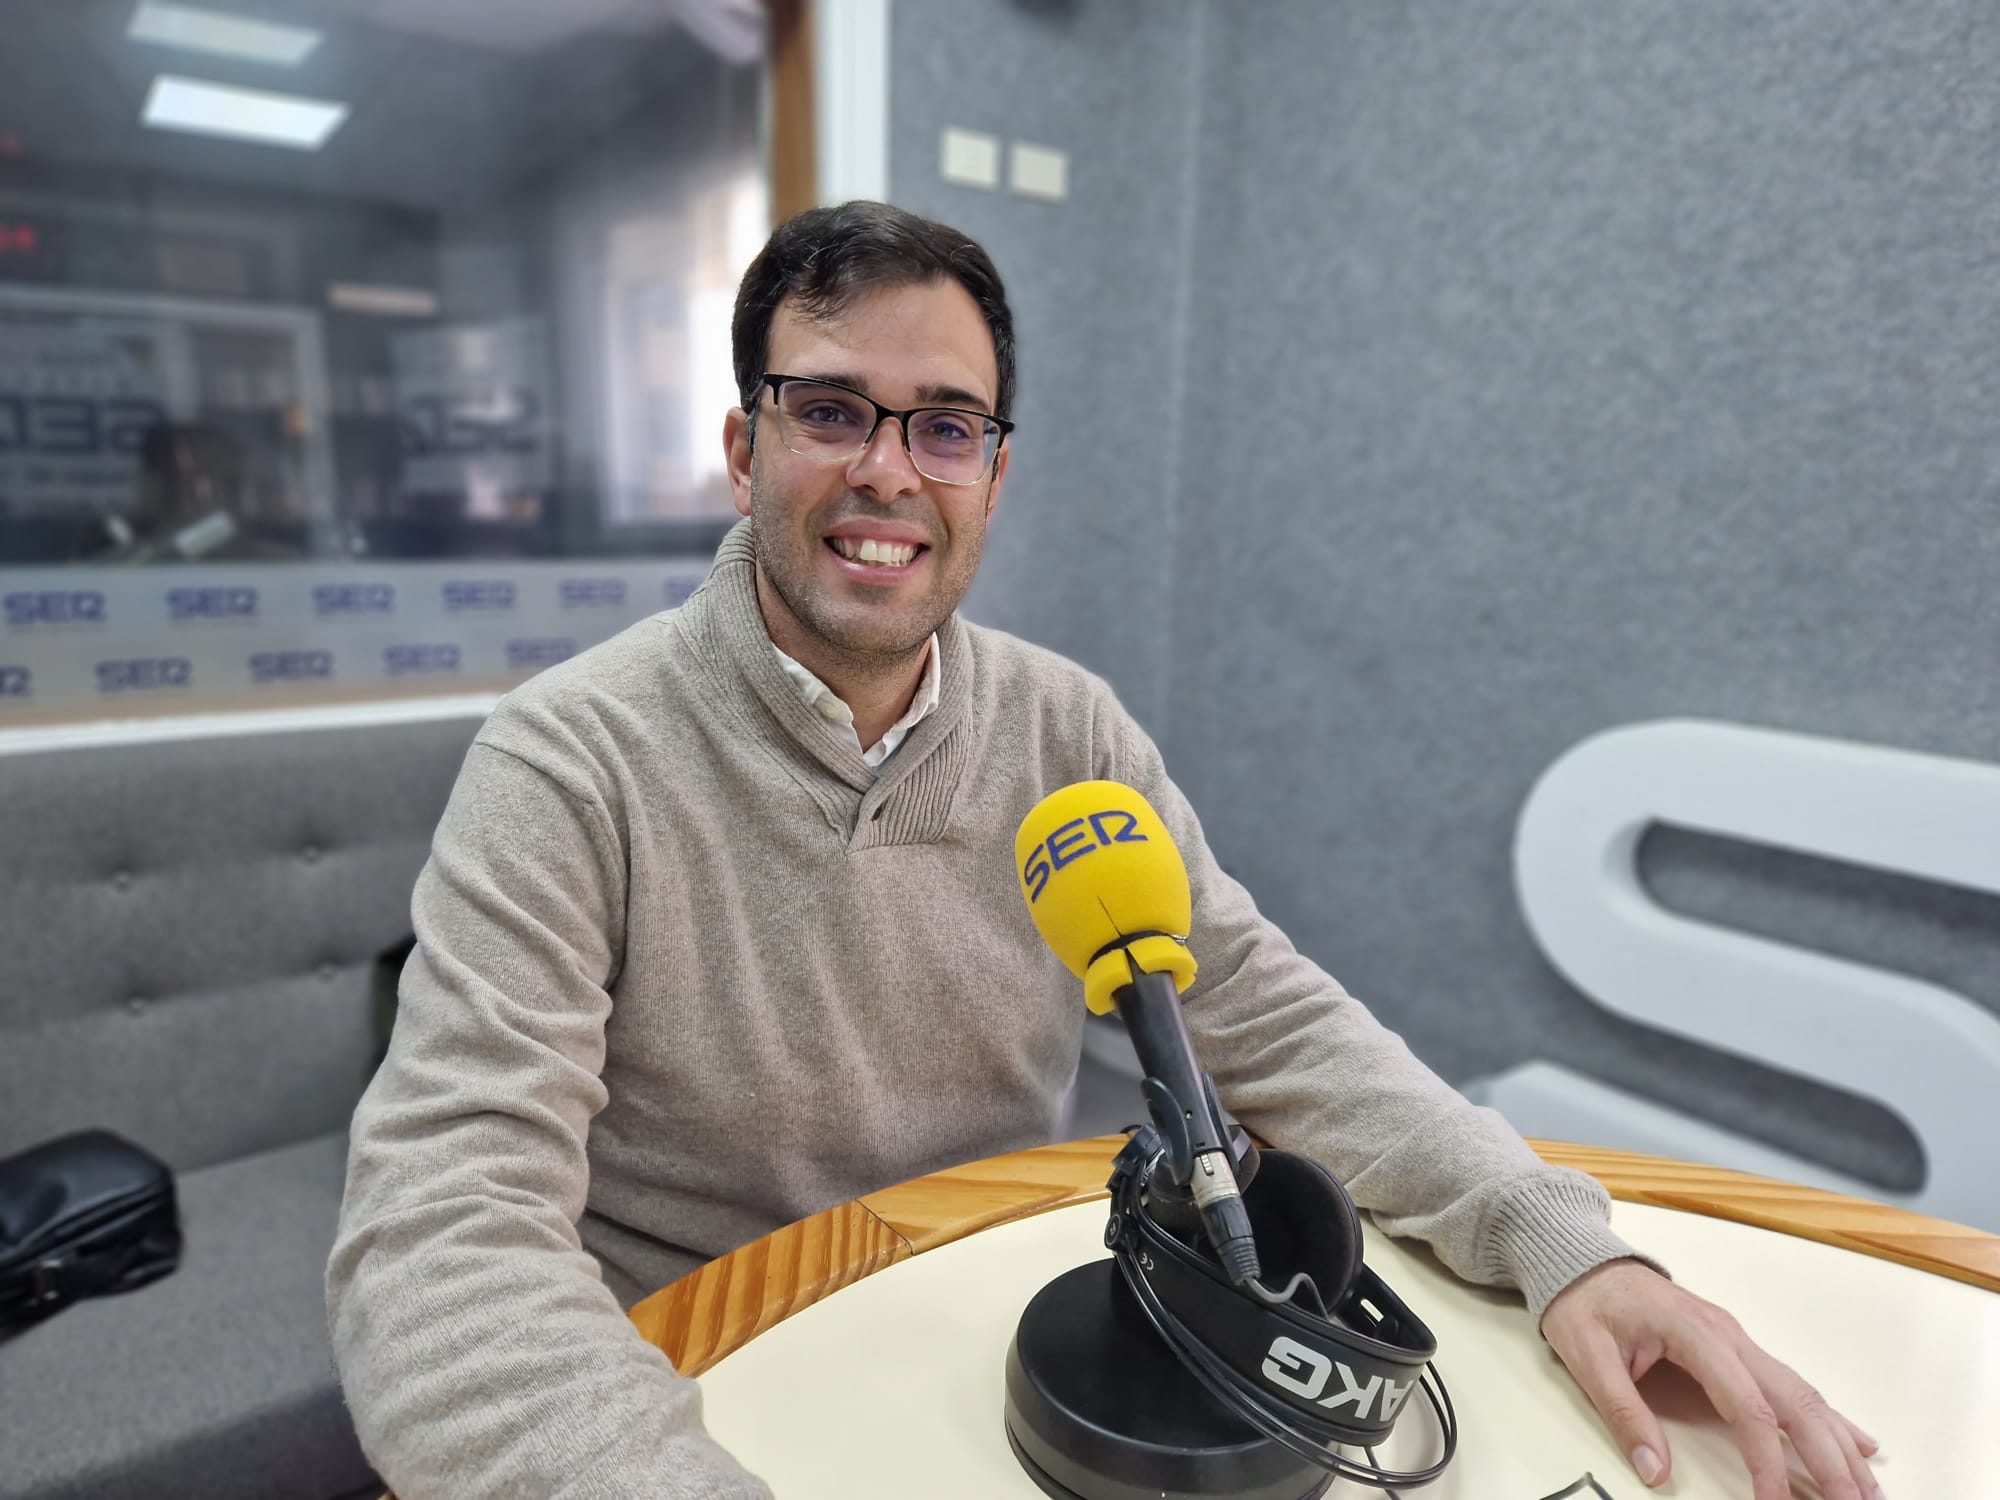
845, 416, 924, 503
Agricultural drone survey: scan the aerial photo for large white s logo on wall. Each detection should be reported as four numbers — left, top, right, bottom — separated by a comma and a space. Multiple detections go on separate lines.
1467, 719, 2000, 1233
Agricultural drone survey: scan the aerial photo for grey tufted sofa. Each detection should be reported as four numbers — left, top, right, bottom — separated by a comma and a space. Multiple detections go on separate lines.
0, 707, 486, 1500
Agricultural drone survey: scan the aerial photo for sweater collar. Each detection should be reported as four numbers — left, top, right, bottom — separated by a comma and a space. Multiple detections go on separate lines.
691, 519, 975, 819
772, 630, 941, 768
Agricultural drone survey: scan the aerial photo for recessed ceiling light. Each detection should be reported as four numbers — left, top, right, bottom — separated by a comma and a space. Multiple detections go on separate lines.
128, 2, 322, 67
141, 74, 348, 151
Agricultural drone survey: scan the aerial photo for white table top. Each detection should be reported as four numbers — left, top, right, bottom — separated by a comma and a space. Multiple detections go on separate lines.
699, 1196, 1999, 1497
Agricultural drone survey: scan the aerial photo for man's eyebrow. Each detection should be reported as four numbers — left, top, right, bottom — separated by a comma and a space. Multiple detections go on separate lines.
794, 369, 869, 392
915, 382, 994, 412
794, 371, 995, 413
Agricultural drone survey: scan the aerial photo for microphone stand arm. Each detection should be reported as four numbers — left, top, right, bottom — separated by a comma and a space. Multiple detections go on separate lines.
1111, 966, 1263, 1285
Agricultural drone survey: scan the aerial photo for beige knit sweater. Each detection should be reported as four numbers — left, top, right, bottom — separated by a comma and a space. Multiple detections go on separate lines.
327, 520, 1644, 1498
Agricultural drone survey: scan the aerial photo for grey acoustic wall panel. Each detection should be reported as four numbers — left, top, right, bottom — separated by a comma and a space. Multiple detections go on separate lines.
1166, 2, 2000, 1189
890, 1, 2000, 1193
889, 0, 1204, 730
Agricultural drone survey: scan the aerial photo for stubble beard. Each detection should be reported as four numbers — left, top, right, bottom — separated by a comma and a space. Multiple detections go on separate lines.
748, 462, 985, 675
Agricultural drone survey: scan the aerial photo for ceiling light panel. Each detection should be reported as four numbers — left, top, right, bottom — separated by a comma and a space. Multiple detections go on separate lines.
141, 74, 349, 150
128, 2, 323, 67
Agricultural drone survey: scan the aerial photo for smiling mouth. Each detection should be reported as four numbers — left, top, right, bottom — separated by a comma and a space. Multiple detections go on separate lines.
826, 536, 928, 570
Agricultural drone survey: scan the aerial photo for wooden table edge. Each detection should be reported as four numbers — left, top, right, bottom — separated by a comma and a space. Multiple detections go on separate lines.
1525, 1138, 2000, 1295
628, 1136, 2000, 1380
385, 1140, 1997, 1497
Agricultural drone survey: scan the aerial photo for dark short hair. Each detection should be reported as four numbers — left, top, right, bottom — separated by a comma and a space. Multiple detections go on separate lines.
731, 200, 1016, 423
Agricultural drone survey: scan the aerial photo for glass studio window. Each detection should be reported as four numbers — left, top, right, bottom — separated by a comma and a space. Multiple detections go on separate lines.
0, 0, 769, 717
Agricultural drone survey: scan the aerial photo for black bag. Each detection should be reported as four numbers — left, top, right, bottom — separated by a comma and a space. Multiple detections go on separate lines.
0, 1129, 182, 1335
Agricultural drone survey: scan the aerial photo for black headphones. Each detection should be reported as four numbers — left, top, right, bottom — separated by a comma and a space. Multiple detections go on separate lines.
1105, 1127, 1459, 1488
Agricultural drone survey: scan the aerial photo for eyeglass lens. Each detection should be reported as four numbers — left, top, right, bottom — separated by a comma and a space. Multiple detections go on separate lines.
772, 380, 998, 483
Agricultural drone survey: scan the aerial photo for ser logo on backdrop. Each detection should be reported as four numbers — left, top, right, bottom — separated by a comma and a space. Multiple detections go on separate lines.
4, 590, 107, 628
96, 657, 192, 692
443, 580, 516, 612
313, 583, 395, 616
167, 587, 258, 622
505, 638, 576, 671
0, 665, 29, 697
384, 644, 462, 676
1020, 810, 1149, 903
249, 650, 334, 684
559, 578, 626, 609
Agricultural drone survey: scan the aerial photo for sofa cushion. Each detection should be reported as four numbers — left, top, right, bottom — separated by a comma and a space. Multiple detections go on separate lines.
0, 1132, 374, 1500
0, 713, 480, 1171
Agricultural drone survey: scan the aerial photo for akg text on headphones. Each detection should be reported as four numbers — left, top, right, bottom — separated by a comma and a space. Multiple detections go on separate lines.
1104, 1125, 1458, 1488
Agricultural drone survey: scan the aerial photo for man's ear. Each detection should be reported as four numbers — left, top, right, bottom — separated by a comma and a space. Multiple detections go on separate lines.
725, 406, 754, 519
984, 440, 1012, 524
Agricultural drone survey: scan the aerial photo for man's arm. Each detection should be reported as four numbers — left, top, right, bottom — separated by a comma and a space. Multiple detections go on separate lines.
1106, 711, 1881, 1500
1101, 713, 1647, 1321
326, 737, 771, 1500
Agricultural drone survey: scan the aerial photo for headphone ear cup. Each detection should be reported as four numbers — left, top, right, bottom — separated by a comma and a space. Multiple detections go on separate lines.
1241, 1149, 1364, 1303
1146, 1125, 1260, 1242
1140, 1178, 1204, 1240
1226, 1122, 1260, 1194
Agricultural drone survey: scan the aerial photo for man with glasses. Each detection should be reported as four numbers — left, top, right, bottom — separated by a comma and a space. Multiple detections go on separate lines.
330, 202, 1882, 1500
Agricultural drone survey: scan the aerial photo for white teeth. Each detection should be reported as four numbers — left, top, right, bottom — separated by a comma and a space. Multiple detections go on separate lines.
833, 537, 918, 567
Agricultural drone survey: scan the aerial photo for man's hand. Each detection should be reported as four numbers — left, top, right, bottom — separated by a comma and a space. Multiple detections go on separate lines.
1540, 1259, 1883, 1500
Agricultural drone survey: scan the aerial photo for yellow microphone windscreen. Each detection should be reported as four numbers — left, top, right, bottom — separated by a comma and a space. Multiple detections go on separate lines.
1014, 780, 1197, 1014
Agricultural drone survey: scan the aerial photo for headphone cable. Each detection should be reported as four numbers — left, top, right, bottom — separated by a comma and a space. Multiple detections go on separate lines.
1112, 1244, 1459, 1489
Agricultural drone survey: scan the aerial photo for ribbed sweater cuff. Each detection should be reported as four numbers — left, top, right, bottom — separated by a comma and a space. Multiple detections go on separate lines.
540, 1404, 775, 1500
1481, 1173, 1671, 1327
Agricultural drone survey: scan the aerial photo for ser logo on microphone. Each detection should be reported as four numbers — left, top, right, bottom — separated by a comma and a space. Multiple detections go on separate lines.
1020, 809, 1148, 903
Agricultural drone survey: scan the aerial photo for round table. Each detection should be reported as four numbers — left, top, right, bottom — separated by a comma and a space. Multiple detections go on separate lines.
630, 1137, 2000, 1498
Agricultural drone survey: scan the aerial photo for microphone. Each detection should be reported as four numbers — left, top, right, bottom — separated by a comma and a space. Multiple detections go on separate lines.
1005, 784, 1457, 1497
1016, 781, 1262, 1286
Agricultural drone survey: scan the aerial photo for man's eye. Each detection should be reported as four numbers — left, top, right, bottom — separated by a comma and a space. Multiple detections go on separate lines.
803, 404, 857, 425
924, 417, 973, 441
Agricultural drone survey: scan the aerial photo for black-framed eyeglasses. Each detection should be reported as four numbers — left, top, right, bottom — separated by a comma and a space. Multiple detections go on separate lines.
756, 373, 1013, 486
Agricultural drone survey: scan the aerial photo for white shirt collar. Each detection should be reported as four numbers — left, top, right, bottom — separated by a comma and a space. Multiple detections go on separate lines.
772, 633, 941, 771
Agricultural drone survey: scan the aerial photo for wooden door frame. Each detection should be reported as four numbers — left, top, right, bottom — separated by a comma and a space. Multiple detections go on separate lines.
770, 0, 890, 222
